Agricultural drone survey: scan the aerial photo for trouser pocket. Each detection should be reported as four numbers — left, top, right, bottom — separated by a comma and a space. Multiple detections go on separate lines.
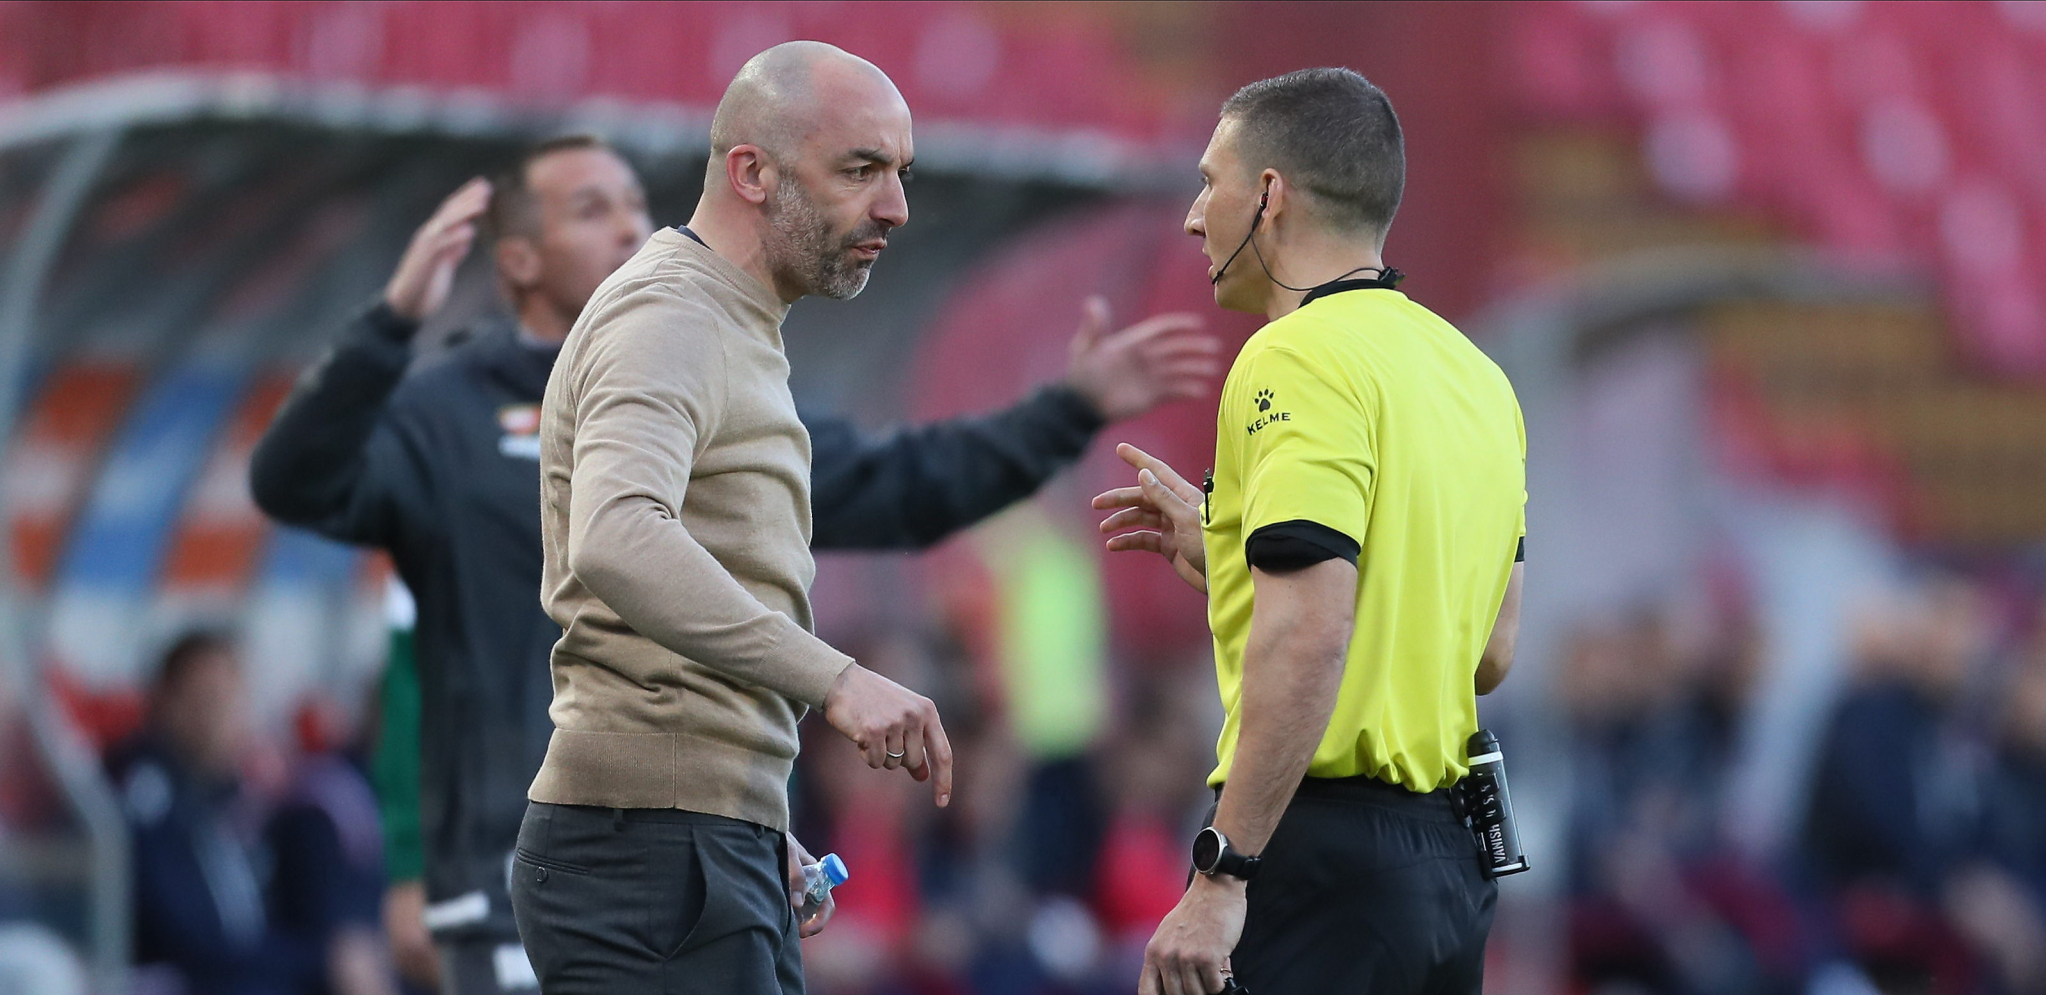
653, 821, 798, 994
508, 804, 667, 992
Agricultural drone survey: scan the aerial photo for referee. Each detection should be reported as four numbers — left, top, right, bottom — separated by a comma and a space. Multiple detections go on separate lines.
1097, 68, 1526, 994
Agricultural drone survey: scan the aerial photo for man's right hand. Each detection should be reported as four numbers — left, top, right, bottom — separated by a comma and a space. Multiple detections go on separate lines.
383, 177, 492, 324
1094, 443, 1208, 594
822, 664, 953, 807
382, 880, 441, 991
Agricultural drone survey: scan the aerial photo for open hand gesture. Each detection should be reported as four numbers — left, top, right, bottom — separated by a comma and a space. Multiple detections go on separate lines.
1094, 443, 1208, 594
383, 177, 491, 323
1065, 296, 1218, 422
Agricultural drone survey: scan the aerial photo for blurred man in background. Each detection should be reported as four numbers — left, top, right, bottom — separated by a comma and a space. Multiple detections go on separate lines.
112, 632, 298, 995
250, 75, 1213, 995
1805, 576, 1998, 994
1099, 68, 1525, 994
113, 633, 393, 995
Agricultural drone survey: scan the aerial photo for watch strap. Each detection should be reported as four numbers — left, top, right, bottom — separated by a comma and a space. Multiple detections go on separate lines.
1216, 847, 1262, 881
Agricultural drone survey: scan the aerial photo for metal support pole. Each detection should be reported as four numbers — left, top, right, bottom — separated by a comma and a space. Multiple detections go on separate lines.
0, 127, 129, 993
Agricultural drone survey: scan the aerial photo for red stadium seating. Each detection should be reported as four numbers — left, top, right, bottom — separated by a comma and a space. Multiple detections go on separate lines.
1509, 2, 2046, 377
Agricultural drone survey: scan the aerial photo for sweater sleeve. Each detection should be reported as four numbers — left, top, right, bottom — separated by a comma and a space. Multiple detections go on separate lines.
806, 386, 1104, 550
563, 295, 851, 707
248, 302, 430, 547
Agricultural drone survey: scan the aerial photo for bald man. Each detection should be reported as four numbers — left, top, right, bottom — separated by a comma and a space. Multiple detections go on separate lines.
507, 43, 945, 993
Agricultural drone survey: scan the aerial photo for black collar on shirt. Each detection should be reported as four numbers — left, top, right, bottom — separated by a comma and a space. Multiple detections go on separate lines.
675, 225, 707, 247
1298, 268, 1405, 308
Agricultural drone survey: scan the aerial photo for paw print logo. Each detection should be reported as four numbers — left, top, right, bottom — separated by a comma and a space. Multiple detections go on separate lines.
1254, 388, 1275, 413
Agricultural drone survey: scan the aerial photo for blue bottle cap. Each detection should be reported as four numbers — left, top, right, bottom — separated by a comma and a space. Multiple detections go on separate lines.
820, 853, 850, 887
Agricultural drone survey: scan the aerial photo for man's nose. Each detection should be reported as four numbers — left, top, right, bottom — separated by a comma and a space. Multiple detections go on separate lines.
874, 177, 910, 230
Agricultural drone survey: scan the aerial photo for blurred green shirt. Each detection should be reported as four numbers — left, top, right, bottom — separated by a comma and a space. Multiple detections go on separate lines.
372, 626, 424, 882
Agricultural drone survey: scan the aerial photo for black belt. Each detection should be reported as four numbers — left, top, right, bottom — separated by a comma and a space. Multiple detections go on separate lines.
1218, 773, 1460, 819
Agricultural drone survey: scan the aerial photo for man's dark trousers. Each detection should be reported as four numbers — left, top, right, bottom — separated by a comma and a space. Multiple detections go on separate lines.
1219, 775, 1496, 994
509, 803, 802, 994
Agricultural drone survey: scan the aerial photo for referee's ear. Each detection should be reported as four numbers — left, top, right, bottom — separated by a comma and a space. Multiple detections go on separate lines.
1258, 169, 1291, 227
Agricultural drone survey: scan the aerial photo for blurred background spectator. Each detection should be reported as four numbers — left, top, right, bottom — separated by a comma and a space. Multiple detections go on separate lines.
109, 632, 296, 995
3, 2, 2046, 994
107, 632, 389, 995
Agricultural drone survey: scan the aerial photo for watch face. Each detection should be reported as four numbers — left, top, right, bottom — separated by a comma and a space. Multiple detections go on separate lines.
1192, 828, 1222, 872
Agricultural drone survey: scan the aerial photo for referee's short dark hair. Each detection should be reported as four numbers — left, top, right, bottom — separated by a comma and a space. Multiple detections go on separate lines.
1221, 68, 1404, 241
487, 134, 616, 239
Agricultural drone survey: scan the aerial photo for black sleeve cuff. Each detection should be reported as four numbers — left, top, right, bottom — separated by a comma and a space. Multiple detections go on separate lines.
1041, 384, 1108, 434
1245, 520, 1359, 572
360, 300, 421, 345
1515, 536, 1525, 563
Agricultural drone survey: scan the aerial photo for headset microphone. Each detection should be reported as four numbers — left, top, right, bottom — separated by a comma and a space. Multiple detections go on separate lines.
1209, 191, 1268, 286
1210, 189, 1398, 295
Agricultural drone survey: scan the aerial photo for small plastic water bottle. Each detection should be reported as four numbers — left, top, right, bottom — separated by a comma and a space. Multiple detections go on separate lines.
798, 853, 849, 922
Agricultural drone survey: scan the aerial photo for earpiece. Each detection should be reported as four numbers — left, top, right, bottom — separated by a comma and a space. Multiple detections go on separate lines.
1226, 180, 1401, 295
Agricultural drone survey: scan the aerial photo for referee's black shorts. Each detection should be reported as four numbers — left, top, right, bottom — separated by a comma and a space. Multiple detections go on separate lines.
1210, 774, 1496, 994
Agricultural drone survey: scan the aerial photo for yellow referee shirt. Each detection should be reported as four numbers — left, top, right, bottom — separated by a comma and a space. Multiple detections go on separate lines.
1202, 285, 1525, 792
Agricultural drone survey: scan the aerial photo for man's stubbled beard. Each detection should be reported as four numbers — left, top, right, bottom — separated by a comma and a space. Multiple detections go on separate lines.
765, 172, 886, 300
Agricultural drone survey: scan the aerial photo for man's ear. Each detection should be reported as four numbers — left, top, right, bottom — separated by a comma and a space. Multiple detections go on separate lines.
496, 237, 541, 289
725, 145, 775, 206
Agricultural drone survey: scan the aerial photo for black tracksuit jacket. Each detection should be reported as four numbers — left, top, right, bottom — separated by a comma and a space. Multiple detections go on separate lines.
247, 302, 1104, 942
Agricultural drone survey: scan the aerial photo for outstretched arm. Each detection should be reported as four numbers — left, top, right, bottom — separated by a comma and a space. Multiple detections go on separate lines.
807, 388, 1099, 549
810, 299, 1213, 551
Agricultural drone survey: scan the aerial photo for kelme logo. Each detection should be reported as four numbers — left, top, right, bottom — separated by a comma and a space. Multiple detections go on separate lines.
1246, 388, 1289, 435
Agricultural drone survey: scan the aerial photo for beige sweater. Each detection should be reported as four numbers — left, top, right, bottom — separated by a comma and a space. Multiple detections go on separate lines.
528, 227, 853, 830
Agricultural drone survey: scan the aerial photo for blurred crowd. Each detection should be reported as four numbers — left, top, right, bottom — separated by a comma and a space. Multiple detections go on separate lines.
8, 535, 2046, 995
70, 554, 2046, 995
68, 587, 1226, 995
1561, 566, 2046, 995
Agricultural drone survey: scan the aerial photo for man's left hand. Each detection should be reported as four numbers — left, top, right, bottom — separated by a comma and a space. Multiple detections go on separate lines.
1139, 875, 1245, 995
786, 833, 835, 938
1066, 296, 1218, 423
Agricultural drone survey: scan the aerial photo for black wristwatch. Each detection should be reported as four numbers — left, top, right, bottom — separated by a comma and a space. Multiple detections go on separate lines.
1192, 827, 1261, 881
